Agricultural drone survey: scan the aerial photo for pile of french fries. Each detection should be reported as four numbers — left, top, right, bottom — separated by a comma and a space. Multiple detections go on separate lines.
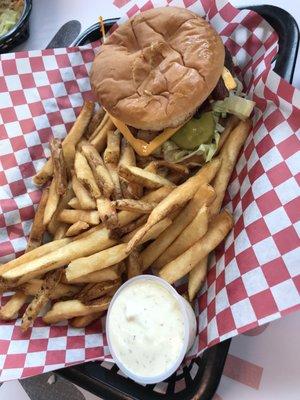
0, 101, 251, 332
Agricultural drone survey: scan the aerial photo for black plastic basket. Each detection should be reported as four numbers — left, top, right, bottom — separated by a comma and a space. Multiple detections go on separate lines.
58, 5, 299, 400
0, 0, 32, 53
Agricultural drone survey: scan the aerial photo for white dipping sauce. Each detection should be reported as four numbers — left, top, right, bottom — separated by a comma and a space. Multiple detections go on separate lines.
108, 279, 185, 377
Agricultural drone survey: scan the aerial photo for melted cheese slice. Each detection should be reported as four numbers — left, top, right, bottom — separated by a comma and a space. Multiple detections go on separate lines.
109, 114, 182, 157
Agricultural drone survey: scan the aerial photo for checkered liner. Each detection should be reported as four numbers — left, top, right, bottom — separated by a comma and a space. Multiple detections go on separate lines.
0, 0, 299, 382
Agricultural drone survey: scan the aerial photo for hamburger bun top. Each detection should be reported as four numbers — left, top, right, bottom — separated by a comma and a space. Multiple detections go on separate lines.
90, 7, 225, 131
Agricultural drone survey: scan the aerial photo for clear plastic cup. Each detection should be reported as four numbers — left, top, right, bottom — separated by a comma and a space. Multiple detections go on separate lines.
106, 275, 197, 384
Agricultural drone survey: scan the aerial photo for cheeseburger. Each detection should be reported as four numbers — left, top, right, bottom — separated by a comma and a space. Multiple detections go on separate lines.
91, 7, 254, 162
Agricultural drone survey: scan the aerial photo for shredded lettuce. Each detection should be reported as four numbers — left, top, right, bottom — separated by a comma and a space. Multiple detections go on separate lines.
0, 7, 22, 36
212, 94, 255, 120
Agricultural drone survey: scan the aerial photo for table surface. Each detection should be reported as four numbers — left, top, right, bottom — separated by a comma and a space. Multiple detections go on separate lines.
2, 1, 299, 400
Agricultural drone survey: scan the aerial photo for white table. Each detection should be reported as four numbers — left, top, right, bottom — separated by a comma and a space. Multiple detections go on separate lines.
4, 1, 300, 400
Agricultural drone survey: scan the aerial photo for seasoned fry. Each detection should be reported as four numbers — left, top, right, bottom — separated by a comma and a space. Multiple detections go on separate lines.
47, 184, 74, 235
71, 312, 103, 328
69, 263, 122, 284
90, 119, 115, 152
68, 197, 81, 209
76, 280, 121, 303
210, 119, 251, 216
127, 158, 220, 253
153, 206, 209, 270
96, 198, 118, 228
188, 257, 208, 302
66, 221, 89, 237
21, 269, 63, 331
26, 188, 49, 252
66, 243, 128, 282
50, 138, 67, 195
119, 165, 175, 189
58, 209, 100, 225
140, 184, 216, 270
33, 101, 94, 185
86, 108, 106, 138
123, 217, 172, 244
71, 173, 96, 209
21, 278, 81, 300
159, 211, 233, 284
107, 163, 122, 199
1, 228, 116, 282
43, 296, 112, 324
0, 292, 28, 320
82, 144, 114, 198
53, 223, 68, 240
103, 129, 121, 164
74, 152, 101, 198
113, 199, 156, 214
89, 111, 109, 140
127, 251, 141, 280
43, 177, 60, 226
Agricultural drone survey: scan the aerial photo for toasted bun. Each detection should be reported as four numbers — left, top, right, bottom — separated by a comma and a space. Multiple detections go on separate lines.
91, 7, 224, 131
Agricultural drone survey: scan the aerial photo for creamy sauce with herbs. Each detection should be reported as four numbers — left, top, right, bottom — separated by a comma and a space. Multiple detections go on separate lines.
108, 280, 185, 377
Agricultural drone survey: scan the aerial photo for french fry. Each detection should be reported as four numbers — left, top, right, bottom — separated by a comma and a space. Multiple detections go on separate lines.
89, 111, 109, 140
127, 251, 141, 279
119, 139, 143, 199
66, 221, 90, 237
50, 138, 67, 195
0, 292, 28, 320
74, 152, 101, 198
69, 263, 122, 284
1, 228, 116, 282
216, 115, 239, 153
153, 206, 209, 270
21, 278, 81, 300
66, 243, 128, 282
70, 312, 103, 328
68, 197, 82, 209
96, 198, 118, 228
123, 217, 172, 244
145, 160, 189, 176
126, 158, 220, 253
103, 129, 121, 164
86, 107, 106, 138
43, 177, 60, 226
159, 211, 233, 284
47, 184, 74, 235
72, 173, 96, 209
107, 163, 122, 199
188, 256, 208, 302
33, 101, 94, 185
58, 209, 100, 225
53, 223, 68, 240
26, 188, 49, 252
113, 199, 156, 214
111, 215, 148, 239
81, 144, 114, 198
140, 184, 216, 270
76, 280, 121, 303
21, 269, 63, 331
119, 165, 175, 189
0, 238, 71, 276
210, 119, 251, 216
43, 296, 112, 324
90, 119, 115, 152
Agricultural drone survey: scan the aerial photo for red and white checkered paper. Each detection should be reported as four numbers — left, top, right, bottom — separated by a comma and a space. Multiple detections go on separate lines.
0, 0, 299, 382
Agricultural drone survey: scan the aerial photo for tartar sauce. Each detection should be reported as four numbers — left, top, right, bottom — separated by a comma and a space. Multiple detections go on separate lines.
107, 279, 185, 377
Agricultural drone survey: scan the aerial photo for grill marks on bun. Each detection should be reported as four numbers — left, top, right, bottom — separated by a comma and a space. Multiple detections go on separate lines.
91, 7, 225, 131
